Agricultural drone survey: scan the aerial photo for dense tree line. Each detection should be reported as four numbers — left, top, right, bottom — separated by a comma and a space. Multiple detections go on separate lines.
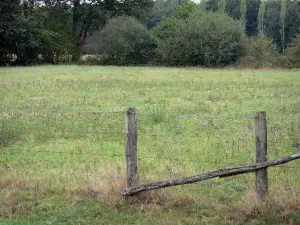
1, 0, 300, 67
0, 0, 153, 65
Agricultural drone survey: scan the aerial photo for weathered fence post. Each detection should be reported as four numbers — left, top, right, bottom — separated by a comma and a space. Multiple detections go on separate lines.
254, 111, 268, 200
125, 108, 138, 191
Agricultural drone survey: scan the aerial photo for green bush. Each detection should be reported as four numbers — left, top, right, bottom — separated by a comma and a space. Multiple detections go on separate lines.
284, 33, 300, 68
237, 34, 279, 68
151, 11, 246, 67
89, 16, 155, 65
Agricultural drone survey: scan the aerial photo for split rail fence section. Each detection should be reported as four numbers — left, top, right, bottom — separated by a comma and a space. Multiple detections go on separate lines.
123, 108, 300, 200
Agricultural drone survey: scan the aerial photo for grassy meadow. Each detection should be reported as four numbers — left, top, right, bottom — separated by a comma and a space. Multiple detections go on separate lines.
0, 66, 300, 224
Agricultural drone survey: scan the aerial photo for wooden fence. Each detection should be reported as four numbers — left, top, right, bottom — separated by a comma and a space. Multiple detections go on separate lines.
122, 108, 300, 200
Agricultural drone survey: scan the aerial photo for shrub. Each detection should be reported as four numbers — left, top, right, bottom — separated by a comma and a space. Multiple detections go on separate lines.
151, 11, 246, 67
89, 16, 155, 65
237, 34, 279, 68
284, 33, 300, 68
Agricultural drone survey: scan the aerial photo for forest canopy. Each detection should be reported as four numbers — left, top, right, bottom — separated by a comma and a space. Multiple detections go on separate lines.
1, 0, 300, 67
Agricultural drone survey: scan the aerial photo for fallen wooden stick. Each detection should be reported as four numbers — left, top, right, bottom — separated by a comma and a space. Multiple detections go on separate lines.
122, 152, 300, 196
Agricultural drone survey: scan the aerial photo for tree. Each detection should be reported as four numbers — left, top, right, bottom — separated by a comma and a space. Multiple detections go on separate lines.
0, 0, 20, 64
200, 0, 207, 12
206, 0, 219, 12
264, 1, 281, 48
227, 0, 241, 19
174, 0, 198, 20
70, 0, 155, 60
284, 33, 300, 68
258, 0, 266, 34
71, 0, 154, 48
240, 0, 247, 27
0, 0, 39, 65
218, 0, 226, 14
280, 0, 286, 51
152, 11, 246, 67
12, 17, 40, 65
89, 16, 155, 65
245, 0, 260, 36
285, 0, 300, 46
144, 0, 182, 29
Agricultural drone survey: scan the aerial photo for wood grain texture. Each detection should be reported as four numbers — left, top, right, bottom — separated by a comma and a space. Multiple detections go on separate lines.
125, 108, 138, 189
255, 111, 268, 199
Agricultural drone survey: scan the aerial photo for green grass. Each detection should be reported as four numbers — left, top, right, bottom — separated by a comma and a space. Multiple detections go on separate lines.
0, 65, 300, 224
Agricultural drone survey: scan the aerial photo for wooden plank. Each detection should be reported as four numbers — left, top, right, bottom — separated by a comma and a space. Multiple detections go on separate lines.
125, 108, 138, 189
122, 152, 300, 196
254, 111, 268, 199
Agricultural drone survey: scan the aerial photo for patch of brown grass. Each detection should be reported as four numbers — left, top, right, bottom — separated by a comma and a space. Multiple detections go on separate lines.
134, 189, 172, 205
72, 171, 200, 212
227, 189, 300, 224
0, 176, 28, 189
71, 169, 127, 206
0, 176, 47, 218
0, 190, 34, 218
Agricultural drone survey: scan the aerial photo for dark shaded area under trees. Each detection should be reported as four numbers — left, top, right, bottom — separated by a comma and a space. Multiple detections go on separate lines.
1, 0, 300, 67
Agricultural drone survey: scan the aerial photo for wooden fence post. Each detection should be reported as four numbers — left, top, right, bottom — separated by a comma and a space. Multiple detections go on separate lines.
254, 111, 268, 200
125, 108, 138, 190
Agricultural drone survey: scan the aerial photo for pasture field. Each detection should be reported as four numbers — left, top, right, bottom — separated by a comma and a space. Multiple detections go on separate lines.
0, 66, 300, 224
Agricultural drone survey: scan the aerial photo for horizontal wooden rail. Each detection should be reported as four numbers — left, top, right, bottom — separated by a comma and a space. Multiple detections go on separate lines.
122, 152, 300, 196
